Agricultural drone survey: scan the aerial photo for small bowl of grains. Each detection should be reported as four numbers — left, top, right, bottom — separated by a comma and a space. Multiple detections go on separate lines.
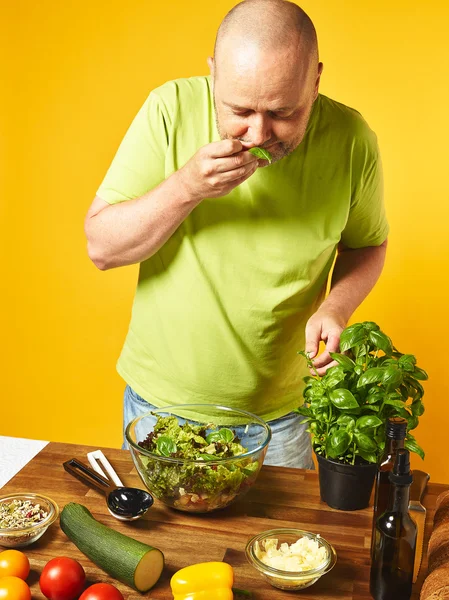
0, 493, 59, 548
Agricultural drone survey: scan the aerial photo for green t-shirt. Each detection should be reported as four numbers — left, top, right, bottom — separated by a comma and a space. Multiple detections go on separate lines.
97, 76, 389, 422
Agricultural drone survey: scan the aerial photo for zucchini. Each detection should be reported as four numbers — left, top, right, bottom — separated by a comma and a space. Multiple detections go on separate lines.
60, 503, 164, 592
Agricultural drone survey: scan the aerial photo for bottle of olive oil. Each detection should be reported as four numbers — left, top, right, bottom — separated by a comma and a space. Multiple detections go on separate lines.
371, 417, 408, 557
370, 448, 417, 600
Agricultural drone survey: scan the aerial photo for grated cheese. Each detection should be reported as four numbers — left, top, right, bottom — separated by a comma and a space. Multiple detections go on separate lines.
255, 536, 327, 572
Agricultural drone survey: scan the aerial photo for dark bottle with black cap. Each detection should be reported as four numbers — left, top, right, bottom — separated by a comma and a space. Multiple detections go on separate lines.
371, 417, 408, 557
369, 448, 417, 600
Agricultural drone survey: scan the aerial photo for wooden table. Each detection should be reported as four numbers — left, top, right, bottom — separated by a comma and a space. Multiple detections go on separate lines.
1, 442, 447, 599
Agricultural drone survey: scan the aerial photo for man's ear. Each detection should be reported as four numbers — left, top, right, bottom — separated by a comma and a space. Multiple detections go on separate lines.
314, 62, 324, 100
207, 56, 214, 77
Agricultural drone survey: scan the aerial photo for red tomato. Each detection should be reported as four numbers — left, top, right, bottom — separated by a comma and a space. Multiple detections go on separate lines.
39, 557, 86, 600
0, 575, 31, 600
0, 550, 30, 580
79, 583, 124, 600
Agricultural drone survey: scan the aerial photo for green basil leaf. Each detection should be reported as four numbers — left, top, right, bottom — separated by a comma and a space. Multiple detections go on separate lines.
356, 352, 366, 364
354, 432, 377, 452
406, 379, 424, 400
363, 321, 380, 332
356, 415, 383, 430
383, 398, 406, 409
380, 357, 396, 366
399, 384, 410, 400
340, 324, 367, 352
326, 430, 351, 458
343, 323, 363, 335
367, 386, 384, 396
411, 400, 425, 417
412, 367, 429, 381
248, 147, 272, 163
398, 354, 417, 372
318, 397, 330, 408
329, 352, 356, 370
357, 367, 386, 387
366, 390, 384, 404
394, 407, 412, 421
358, 450, 378, 463
368, 330, 393, 355
405, 437, 425, 460
407, 414, 419, 430
198, 453, 217, 461
308, 421, 324, 434
294, 406, 313, 417
304, 387, 316, 399
329, 388, 359, 410
336, 415, 356, 428
310, 400, 323, 413
382, 365, 404, 391
362, 404, 380, 412
156, 435, 177, 457
323, 366, 346, 389
206, 428, 234, 444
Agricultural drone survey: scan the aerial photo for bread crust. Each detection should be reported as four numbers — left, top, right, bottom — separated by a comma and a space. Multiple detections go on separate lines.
421, 490, 449, 599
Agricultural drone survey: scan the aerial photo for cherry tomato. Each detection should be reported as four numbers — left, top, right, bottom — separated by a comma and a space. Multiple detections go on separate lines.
39, 557, 86, 600
0, 550, 30, 580
0, 576, 31, 600
79, 583, 124, 600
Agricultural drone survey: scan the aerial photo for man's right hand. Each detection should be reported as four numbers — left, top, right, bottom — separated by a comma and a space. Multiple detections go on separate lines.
176, 139, 259, 203
85, 142, 258, 270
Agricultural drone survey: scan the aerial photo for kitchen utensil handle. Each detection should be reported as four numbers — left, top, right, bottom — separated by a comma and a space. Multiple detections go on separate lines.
87, 450, 124, 487
410, 470, 430, 501
63, 458, 113, 495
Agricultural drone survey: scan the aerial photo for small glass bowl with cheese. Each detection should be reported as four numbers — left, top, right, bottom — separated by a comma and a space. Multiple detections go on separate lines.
245, 528, 337, 590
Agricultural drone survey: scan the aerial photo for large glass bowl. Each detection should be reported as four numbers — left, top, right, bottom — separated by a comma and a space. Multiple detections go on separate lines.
126, 404, 271, 512
245, 528, 337, 590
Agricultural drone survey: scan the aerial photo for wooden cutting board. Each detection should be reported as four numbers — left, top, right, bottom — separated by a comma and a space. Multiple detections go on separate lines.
1, 441, 446, 599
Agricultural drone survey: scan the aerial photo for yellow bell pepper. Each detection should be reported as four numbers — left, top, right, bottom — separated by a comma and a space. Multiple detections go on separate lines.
170, 561, 234, 600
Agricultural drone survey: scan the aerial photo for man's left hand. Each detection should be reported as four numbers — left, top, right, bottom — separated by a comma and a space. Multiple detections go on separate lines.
304, 309, 347, 376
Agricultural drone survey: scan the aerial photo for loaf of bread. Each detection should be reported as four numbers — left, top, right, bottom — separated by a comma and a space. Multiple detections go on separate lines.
420, 490, 449, 600
420, 568, 449, 599
434, 491, 449, 529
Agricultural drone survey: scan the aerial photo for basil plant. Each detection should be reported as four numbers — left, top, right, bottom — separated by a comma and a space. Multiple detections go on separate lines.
296, 321, 428, 465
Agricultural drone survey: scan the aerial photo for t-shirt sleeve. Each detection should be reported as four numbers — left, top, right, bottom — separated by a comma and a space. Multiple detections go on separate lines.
96, 91, 169, 204
340, 130, 389, 248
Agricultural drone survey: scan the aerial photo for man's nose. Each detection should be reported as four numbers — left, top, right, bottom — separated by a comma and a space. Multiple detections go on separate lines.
248, 114, 272, 146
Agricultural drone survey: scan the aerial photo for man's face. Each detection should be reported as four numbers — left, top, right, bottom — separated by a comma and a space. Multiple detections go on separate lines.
210, 43, 322, 165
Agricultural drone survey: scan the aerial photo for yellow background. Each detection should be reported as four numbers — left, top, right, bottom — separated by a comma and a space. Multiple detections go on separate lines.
2, 1, 448, 482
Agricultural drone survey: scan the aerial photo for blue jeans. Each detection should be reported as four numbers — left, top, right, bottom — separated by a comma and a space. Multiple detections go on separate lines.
122, 385, 314, 469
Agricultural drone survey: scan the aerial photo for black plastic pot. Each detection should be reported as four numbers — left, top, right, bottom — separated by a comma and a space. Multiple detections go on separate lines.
316, 453, 377, 511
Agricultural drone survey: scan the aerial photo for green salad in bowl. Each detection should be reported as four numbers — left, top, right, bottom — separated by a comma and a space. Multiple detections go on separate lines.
126, 404, 271, 512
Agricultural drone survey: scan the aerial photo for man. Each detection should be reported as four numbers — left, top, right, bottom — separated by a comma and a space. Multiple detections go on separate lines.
85, 0, 388, 468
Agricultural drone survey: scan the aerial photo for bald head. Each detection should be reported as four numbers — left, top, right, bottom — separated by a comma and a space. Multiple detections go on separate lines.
214, 0, 319, 70
210, 1, 323, 165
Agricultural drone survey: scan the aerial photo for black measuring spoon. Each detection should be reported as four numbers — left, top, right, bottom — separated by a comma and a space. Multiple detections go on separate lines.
63, 458, 153, 521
